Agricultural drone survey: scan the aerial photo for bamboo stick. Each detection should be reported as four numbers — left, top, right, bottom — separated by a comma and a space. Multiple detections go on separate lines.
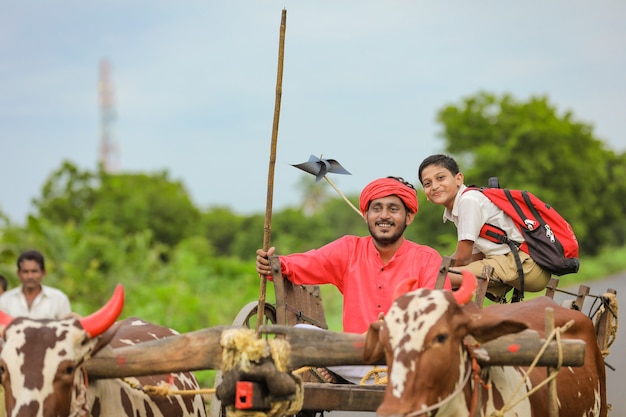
257, 9, 287, 335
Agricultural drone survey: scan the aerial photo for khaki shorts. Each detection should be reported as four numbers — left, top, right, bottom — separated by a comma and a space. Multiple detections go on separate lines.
456, 250, 551, 298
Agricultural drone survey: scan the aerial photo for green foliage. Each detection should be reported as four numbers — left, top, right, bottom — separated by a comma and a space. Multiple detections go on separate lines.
199, 207, 241, 257
34, 162, 200, 249
34, 161, 99, 224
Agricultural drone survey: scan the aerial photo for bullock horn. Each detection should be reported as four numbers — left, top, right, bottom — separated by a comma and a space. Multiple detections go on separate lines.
452, 270, 477, 306
0, 309, 13, 336
79, 284, 125, 337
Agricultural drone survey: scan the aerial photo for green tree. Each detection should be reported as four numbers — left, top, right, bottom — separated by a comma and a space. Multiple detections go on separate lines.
200, 207, 244, 257
34, 162, 200, 249
436, 91, 626, 255
34, 161, 99, 224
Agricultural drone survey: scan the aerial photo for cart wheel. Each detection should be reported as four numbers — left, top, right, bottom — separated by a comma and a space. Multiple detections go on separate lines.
208, 301, 278, 417
231, 300, 278, 329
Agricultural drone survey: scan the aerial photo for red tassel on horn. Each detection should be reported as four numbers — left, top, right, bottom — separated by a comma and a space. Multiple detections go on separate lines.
452, 270, 477, 306
79, 284, 124, 337
0, 309, 13, 327
0, 309, 13, 336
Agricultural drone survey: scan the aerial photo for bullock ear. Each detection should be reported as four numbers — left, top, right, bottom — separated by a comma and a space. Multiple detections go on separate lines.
465, 309, 528, 343
392, 277, 420, 300
363, 321, 385, 364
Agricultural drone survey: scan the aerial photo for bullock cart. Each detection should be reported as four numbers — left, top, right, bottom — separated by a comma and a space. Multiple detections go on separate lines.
205, 257, 616, 417
201, 256, 616, 417
83, 256, 617, 417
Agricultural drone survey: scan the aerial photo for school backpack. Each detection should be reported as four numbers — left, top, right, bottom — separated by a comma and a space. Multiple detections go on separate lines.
465, 178, 580, 281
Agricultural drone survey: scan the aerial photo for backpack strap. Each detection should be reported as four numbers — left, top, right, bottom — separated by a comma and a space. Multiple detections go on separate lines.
478, 223, 525, 301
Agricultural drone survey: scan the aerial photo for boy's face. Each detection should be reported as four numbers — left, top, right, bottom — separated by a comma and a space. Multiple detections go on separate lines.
420, 164, 463, 210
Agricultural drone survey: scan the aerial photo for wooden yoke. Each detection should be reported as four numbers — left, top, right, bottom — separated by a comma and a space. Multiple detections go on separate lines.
269, 256, 328, 329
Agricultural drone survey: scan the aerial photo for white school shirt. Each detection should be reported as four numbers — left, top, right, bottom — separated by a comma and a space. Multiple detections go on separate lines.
0, 285, 72, 319
443, 184, 525, 257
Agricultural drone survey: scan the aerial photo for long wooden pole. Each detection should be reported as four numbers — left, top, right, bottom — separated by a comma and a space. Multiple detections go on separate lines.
84, 327, 586, 378
257, 9, 287, 335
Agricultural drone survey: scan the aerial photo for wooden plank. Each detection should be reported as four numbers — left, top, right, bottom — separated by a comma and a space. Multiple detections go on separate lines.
301, 383, 385, 411
435, 256, 455, 289
545, 308, 559, 417
544, 277, 560, 299
270, 255, 328, 328
474, 265, 493, 307
573, 285, 590, 311
466, 329, 585, 367
271, 256, 289, 326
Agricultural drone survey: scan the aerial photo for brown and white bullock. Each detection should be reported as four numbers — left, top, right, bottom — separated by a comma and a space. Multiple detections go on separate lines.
0, 285, 207, 417
364, 271, 608, 417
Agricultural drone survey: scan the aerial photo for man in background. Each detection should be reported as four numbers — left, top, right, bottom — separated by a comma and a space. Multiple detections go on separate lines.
0, 249, 72, 319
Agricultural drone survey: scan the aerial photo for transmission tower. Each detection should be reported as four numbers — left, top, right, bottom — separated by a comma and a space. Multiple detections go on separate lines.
98, 59, 120, 173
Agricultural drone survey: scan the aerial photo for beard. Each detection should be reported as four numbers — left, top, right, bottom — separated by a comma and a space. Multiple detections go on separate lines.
368, 221, 407, 247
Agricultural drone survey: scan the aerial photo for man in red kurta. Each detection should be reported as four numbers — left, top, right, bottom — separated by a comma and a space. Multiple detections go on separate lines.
256, 176, 449, 334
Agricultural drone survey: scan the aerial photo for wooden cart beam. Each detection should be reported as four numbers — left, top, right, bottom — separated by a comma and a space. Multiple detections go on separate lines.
301, 383, 385, 411
84, 324, 585, 379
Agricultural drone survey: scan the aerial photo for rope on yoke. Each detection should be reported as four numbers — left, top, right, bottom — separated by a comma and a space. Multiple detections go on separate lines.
221, 327, 304, 417
489, 319, 573, 417
359, 367, 389, 385
122, 377, 216, 396
592, 292, 619, 358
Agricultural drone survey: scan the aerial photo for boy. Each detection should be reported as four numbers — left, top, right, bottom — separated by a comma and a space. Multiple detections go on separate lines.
418, 154, 550, 301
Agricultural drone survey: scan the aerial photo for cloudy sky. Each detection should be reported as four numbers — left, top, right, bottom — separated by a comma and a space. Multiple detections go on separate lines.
1, 1, 624, 224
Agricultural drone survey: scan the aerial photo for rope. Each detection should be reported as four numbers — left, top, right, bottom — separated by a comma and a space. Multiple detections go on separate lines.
121, 377, 216, 397
69, 367, 90, 417
359, 367, 388, 385
489, 319, 573, 416
121, 367, 317, 400
292, 366, 312, 376
592, 292, 619, 358
220, 328, 304, 417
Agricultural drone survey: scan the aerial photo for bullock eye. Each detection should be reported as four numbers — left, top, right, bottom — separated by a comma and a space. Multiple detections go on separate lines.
64, 365, 75, 375
434, 333, 448, 344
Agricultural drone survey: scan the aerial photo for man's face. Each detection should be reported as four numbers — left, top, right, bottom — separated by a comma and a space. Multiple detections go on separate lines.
18, 259, 45, 291
365, 195, 414, 246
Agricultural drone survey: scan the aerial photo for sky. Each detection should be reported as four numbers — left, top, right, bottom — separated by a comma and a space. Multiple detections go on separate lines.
1, 1, 625, 224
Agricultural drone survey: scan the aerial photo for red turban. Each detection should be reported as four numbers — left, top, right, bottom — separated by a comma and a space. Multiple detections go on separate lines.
359, 178, 418, 216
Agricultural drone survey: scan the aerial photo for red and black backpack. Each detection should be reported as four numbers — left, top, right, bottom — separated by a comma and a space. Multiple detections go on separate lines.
465, 178, 580, 298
